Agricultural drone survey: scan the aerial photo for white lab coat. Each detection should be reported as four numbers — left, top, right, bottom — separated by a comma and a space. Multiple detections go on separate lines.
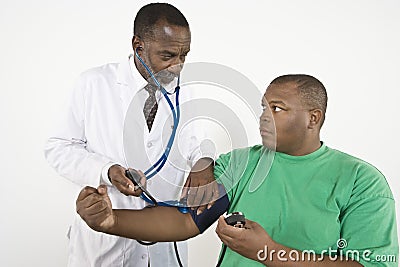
44, 56, 209, 267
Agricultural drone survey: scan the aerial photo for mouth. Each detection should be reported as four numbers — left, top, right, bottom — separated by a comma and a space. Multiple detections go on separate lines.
157, 72, 177, 83
259, 128, 274, 136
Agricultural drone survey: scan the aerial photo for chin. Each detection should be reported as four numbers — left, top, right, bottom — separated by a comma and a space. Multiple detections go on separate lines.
157, 74, 176, 85
262, 138, 277, 151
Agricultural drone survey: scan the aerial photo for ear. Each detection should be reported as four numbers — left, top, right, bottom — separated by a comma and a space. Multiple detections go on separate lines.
131, 35, 144, 53
308, 109, 323, 129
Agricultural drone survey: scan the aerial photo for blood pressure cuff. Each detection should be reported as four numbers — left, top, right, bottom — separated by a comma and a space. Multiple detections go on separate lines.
188, 184, 230, 233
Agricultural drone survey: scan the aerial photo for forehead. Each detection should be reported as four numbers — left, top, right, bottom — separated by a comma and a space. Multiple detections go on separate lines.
149, 22, 191, 48
263, 82, 301, 104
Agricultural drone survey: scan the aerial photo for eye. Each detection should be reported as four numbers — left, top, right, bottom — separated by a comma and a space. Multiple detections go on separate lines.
272, 106, 283, 112
162, 54, 173, 59
261, 105, 267, 111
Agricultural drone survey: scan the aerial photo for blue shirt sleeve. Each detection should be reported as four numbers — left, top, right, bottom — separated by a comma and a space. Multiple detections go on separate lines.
189, 184, 230, 233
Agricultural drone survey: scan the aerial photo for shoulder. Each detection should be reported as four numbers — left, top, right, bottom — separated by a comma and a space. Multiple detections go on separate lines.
328, 147, 393, 199
216, 145, 264, 165
77, 62, 120, 84
71, 62, 121, 97
214, 145, 265, 179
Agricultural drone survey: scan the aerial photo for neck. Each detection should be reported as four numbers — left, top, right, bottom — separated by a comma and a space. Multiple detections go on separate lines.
284, 136, 322, 156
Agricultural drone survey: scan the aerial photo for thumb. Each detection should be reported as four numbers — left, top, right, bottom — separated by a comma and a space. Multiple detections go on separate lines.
97, 184, 108, 195
245, 219, 258, 228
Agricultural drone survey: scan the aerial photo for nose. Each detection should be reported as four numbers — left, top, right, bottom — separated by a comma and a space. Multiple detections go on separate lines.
260, 116, 272, 124
168, 53, 186, 74
167, 63, 184, 76
260, 109, 273, 123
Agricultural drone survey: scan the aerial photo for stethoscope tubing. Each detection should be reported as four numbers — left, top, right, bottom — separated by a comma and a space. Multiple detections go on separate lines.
133, 50, 186, 211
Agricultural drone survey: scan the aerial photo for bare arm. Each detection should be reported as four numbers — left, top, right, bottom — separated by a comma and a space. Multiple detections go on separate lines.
76, 185, 200, 242
112, 207, 200, 241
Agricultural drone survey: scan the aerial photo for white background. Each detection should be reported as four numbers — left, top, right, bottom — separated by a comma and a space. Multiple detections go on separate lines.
1, 0, 399, 266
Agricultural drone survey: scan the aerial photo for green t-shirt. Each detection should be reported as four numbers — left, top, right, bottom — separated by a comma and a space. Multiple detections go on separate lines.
215, 143, 398, 267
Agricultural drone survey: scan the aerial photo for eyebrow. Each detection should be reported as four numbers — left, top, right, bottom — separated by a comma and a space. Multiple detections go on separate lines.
159, 49, 190, 55
268, 100, 287, 106
159, 50, 177, 55
261, 100, 287, 106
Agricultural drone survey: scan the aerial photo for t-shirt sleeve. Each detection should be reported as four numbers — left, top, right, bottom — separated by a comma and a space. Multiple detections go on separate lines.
214, 151, 236, 201
340, 165, 398, 266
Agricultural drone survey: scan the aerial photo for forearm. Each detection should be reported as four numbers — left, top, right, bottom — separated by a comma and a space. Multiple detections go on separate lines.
259, 242, 362, 267
108, 206, 200, 241
44, 137, 112, 185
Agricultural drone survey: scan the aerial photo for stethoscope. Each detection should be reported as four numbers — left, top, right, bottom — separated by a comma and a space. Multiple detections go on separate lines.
127, 48, 189, 213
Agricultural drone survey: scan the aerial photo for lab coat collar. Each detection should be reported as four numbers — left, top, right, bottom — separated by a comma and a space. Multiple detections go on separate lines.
116, 54, 147, 92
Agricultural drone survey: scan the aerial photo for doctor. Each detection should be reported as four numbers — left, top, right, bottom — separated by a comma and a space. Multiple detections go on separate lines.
44, 3, 216, 267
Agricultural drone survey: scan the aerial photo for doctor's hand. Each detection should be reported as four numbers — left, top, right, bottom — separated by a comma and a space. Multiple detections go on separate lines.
108, 164, 144, 197
181, 158, 219, 215
216, 216, 274, 264
76, 185, 116, 232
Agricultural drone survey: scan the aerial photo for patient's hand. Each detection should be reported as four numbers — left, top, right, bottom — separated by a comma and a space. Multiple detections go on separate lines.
76, 185, 116, 232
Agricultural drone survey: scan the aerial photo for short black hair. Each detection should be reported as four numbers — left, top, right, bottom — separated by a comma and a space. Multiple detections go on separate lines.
134, 3, 189, 40
270, 74, 328, 125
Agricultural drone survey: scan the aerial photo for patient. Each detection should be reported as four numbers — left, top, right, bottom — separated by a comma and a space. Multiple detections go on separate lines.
76, 74, 398, 266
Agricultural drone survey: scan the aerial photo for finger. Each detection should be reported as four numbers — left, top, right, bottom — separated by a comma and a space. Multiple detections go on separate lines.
129, 169, 147, 188
244, 219, 257, 229
217, 216, 244, 237
76, 186, 97, 202
115, 172, 135, 188
130, 169, 146, 197
78, 192, 104, 208
196, 204, 208, 215
109, 165, 126, 183
180, 177, 191, 199
113, 183, 135, 196
207, 183, 220, 209
216, 216, 234, 244
82, 198, 110, 216
187, 187, 198, 208
206, 183, 221, 209
131, 188, 143, 197
201, 184, 214, 209
97, 184, 108, 195
113, 175, 136, 195
217, 215, 228, 228
188, 187, 204, 208
215, 216, 226, 235
192, 186, 206, 206
76, 193, 103, 214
